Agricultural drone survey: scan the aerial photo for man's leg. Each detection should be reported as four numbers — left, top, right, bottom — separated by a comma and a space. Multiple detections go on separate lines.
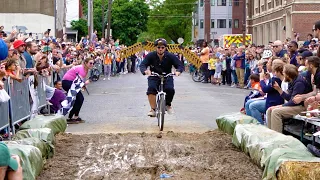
245, 98, 260, 116
239, 68, 245, 88
266, 107, 272, 129
270, 106, 306, 133
147, 77, 159, 117
249, 99, 266, 124
164, 77, 175, 114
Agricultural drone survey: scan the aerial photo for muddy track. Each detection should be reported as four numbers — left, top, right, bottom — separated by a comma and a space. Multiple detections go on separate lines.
38, 130, 262, 180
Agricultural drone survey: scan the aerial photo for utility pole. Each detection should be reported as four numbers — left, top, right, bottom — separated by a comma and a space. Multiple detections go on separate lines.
242, 0, 247, 47
106, 0, 113, 42
102, 0, 105, 39
87, 0, 91, 41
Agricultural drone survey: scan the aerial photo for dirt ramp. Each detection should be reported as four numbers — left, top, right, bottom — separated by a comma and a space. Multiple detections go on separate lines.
38, 130, 262, 180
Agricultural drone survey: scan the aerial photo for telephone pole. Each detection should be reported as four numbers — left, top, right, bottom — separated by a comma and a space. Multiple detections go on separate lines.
106, 0, 113, 42
87, 0, 93, 41
101, 0, 105, 38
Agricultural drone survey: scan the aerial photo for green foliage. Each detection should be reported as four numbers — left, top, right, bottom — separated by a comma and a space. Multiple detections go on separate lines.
111, 0, 149, 45
70, 19, 88, 39
145, 0, 196, 45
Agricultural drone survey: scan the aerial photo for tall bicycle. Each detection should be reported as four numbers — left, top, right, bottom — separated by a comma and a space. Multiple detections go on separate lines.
150, 72, 173, 131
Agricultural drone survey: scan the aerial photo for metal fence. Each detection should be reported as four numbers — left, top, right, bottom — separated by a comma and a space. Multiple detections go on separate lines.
0, 80, 10, 132
7, 77, 31, 126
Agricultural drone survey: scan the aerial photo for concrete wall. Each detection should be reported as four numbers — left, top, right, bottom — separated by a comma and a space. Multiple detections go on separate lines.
0, 0, 54, 16
0, 13, 55, 36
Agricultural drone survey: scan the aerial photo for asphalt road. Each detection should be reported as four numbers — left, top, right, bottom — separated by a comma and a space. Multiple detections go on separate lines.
66, 72, 248, 134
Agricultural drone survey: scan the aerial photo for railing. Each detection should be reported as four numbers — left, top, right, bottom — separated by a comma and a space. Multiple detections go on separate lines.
0, 80, 10, 132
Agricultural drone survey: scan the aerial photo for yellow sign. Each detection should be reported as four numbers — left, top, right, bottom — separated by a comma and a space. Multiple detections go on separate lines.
223, 34, 252, 48
120, 41, 202, 69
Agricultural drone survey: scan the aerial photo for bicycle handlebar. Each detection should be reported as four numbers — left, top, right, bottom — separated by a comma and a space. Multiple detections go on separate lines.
150, 72, 174, 77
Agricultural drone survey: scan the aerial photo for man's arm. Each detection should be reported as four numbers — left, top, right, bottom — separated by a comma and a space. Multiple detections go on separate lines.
139, 54, 150, 75
283, 82, 305, 106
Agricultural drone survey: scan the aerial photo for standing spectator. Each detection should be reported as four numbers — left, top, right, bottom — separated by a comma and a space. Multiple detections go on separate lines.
200, 41, 210, 83
287, 41, 299, 66
272, 40, 288, 58
303, 34, 313, 47
13, 40, 26, 69
103, 49, 112, 80
234, 48, 245, 88
225, 51, 232, 86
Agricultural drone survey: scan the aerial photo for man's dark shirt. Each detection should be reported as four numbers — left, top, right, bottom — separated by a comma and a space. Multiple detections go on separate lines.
281, 75, 312, 106
290, 51, 298, 66
276, 49, 288, 58
139, 51, 184, 75
305, 68, 320, 89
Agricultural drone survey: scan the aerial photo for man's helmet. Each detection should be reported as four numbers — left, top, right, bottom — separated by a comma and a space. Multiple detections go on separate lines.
154, 38, 167, 47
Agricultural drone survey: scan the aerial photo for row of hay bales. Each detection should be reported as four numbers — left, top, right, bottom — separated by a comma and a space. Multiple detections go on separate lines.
3, 115, 67, 180
216, 112, 320, 180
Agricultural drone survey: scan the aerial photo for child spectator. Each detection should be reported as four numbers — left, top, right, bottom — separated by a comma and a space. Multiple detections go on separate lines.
214, 58, 222, 85
208, 55, 217, 84
5, 58, 22, 82
240, 74, 263, 113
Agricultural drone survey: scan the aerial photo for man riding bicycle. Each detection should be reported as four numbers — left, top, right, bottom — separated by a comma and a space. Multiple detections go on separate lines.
140, 38, 184, 117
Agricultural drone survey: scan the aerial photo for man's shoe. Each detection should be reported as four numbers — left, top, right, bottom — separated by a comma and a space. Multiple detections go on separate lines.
148, 109, 156, 117
67, 119, 79, 124
307, 144, 320, 157
166, 106, 174, 115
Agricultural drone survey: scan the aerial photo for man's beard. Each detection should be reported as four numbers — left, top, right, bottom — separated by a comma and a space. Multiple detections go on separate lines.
157, 52, 164, 56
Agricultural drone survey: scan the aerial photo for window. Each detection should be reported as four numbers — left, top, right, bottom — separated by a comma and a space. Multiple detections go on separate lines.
234, 0, 240, 6
275, 0, 280, 6
211, 19, 215, 28
234, 19, 239, 28
218, 0, 226, 6
217, 19, 226, 28
200, 19, 204, 29
268, 2, 272, 9
229, 19, 232, 28
200, 0, 204, 7
211, 0, 215, 6
229, 0, 232, 6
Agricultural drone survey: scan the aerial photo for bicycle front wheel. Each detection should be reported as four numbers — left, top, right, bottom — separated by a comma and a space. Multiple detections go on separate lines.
158, 94, 166, 131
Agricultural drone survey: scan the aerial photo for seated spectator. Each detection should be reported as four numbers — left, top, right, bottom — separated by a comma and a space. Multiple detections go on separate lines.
297, 50, 313, 76
241, 74, 263, 113
45, 81, 66, 113
293, 56, 320, 107
0, 142, 23, 180
269, 64, 312, 132
5, 58, 22, 82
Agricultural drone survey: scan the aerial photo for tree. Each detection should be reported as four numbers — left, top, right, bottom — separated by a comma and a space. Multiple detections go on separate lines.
111, 0, 149, 45
145, 0, 195, 45
70, 19, 88, 39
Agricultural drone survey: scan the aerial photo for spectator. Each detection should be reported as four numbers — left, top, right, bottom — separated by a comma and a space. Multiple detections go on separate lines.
234, 47, 245, 88
208, 54, 217, 84
5, 58, 22, 82
200, 41, 210, 83
13, 40, 26, 69
303, 34, 313, 47
240, 74, 263, 113
0, 142, 23, 180
272, 40, 288, 58
287, 41, 299, 66
270, 64, 312, 132
46, 81, 66, 113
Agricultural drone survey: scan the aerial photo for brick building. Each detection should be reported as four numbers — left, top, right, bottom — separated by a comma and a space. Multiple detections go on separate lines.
193, 0, 246, 46
247, 0, 320, 45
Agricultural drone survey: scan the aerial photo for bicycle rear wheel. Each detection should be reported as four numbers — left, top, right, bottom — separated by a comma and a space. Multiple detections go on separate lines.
158, 94, 166, 131
192, 69, 205, 82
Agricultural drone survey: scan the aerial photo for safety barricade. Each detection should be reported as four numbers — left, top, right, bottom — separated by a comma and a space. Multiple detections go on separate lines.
0, 80, 10, 132
7, 77, 31, 127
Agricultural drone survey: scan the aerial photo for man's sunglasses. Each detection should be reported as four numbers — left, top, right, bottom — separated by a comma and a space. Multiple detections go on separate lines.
157, 46, 165, 49
88, 62, 94, 65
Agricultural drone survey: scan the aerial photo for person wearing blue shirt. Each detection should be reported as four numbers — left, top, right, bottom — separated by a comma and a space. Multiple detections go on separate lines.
23, 41, 38, 69
272, 40, 288, 58
303, 34, 313, 47
287, 41, 299, 66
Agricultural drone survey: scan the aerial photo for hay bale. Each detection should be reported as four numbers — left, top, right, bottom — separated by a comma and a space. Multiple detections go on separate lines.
277, 161, 320, 180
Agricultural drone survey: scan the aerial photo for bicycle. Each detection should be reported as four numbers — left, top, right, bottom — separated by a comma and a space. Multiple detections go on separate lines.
150, 72, 173, 131
191, 67, 205, 82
